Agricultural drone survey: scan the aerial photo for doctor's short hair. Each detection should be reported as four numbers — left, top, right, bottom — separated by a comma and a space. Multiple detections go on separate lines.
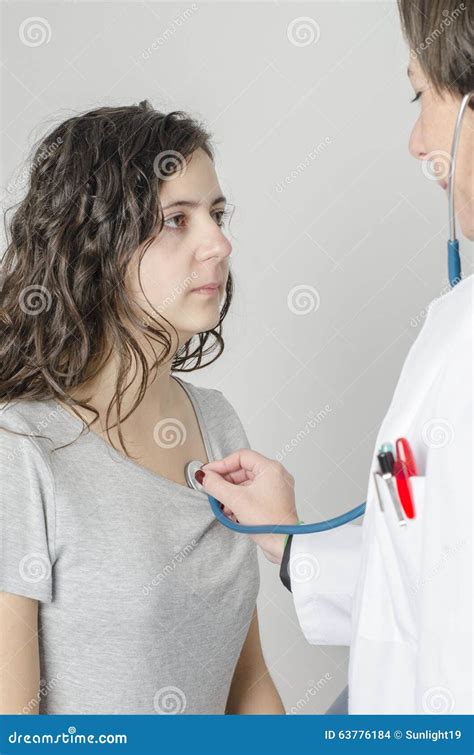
397, 0, 474, 106
0, 101, 233, 455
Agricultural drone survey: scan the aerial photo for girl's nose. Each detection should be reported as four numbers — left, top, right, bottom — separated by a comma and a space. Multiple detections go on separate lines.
200, 232, 232, 261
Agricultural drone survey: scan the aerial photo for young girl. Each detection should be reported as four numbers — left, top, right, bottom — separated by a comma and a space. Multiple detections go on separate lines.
0, 102, 284, 714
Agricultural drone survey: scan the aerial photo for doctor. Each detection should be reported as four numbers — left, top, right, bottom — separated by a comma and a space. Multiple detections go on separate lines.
198, 0, 473, 715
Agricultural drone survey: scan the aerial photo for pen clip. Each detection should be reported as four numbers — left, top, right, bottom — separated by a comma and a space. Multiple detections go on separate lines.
393, 460, 416, 519
373, 471, 385, 512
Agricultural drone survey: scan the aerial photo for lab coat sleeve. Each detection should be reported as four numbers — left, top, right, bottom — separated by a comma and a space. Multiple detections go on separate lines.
289, 524, 363, 646
415, 318, 473, 713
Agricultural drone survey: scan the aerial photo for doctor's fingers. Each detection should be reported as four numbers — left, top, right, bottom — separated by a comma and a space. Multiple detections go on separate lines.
202, 448, 282, 477
220, 459, 293, 491
199, 469, 253, 511
216, 468, 255, 486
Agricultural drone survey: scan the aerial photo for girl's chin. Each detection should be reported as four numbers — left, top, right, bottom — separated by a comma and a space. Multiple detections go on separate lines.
178, 312, 221, 336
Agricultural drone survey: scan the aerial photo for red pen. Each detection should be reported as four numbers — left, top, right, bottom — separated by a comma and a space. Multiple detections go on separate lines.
394, 437, 417, 519
396, 437, 418, 476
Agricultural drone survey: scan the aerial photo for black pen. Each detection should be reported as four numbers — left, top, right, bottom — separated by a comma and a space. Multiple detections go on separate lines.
377, 451, 407, 527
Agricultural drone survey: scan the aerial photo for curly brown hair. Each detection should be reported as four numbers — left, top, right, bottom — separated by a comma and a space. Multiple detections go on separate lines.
0, 100, 233, 454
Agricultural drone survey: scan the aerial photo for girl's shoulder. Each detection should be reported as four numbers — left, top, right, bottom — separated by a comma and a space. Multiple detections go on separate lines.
0, 398, 60, 462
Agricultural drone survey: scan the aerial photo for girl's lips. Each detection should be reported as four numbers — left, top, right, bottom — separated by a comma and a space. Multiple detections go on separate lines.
192, 286, 220, 295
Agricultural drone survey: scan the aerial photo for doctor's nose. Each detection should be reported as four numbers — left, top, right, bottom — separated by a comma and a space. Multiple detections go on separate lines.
408, 117, 428, 161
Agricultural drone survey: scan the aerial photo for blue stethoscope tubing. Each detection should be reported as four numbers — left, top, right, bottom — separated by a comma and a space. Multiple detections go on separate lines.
207, 494, 367, 535
203, 93, 473, 536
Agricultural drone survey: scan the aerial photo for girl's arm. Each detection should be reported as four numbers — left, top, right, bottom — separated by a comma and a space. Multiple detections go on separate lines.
225, 608, 285, 714
0, 592, 40, 714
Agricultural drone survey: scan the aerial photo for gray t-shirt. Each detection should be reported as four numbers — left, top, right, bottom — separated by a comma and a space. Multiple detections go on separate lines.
0, 376, 260, 714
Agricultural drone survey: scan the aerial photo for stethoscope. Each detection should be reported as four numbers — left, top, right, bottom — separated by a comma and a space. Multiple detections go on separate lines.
185, 92, 473, 536
448, 93, 473, 287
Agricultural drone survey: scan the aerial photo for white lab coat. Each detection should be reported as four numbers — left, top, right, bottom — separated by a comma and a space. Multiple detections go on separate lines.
289, 274, 473, 714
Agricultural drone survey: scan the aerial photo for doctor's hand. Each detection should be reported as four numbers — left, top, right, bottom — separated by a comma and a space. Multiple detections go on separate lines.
198, 449, 300, 565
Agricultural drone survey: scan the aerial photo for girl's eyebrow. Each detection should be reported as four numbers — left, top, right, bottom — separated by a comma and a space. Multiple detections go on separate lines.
162, 195, 227, 211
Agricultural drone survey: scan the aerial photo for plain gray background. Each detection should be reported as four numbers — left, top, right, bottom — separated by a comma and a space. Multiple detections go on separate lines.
2, 0, 472, 714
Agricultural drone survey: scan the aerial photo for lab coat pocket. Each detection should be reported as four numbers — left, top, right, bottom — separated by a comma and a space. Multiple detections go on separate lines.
373, 475, 426, 642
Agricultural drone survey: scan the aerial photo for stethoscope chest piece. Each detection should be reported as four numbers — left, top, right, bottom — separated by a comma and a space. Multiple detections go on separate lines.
184, 460, 205, 492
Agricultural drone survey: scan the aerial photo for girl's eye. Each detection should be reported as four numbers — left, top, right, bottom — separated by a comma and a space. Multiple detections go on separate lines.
163, 214, 186, 230
411, 91, 422, 103
163, 207, 234, 231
